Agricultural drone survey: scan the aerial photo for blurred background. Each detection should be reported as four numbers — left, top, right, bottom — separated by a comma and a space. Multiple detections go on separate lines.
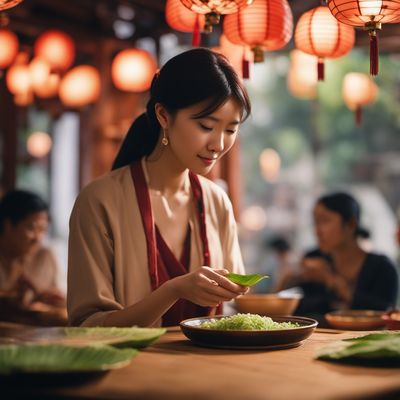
0, 0, 399, 297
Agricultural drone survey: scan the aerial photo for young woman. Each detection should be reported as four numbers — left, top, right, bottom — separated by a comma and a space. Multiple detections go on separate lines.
68, 48, 251, 327
296, 192, 398, 317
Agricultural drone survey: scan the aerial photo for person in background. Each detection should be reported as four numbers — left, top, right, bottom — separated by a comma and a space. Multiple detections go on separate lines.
68, 48, 251, 328
295, 192, 398, 319
0, 190, 65, 309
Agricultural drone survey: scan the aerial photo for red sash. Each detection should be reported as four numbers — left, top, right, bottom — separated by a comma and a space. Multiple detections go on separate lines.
130, 161, 222, 326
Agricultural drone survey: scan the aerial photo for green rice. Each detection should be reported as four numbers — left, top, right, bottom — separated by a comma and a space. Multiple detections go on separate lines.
200, 314, 300, 330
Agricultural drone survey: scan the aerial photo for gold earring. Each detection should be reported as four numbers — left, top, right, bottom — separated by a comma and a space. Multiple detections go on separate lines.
161, 130, 169, 146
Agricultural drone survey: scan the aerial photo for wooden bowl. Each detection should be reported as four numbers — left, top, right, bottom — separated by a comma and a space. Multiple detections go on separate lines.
234, 294, 301, 316
381, 311, 400, 330
325, 310, 386, 331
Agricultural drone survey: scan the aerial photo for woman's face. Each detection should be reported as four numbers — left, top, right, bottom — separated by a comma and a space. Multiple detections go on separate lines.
161, 97, 242, 175
313, 203, 354, 253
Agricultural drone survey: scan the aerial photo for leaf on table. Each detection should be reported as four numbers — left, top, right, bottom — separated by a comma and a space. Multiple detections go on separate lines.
225, 273, 268, 286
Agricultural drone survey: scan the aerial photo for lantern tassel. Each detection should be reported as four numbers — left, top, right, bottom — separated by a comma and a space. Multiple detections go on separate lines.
242, 49, 250, 80
369, 30, 378, 76
355, 105, 362, 126
317, 58, 324, 81
192, 15, 201, 47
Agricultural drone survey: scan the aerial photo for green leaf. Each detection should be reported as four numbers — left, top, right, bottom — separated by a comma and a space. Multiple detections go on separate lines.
0, 344, 137, 375
316, 332, 400, 361
225, 273, 268, 286
62, 327, 166, 348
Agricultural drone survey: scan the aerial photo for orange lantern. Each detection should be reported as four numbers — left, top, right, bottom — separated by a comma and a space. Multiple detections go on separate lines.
35, 73, 60, 98
59, 65, 100, 107
223, 0, 293, 63
165, 0, 205, 46
180, 0, 254, 32
0, 0, 23, 11
0, 28, 19, 69
295, 6, 355, 81
29, 57, 50, 89
111, 48, 157, 92
328, 0, 400, 75
34, 30, 75, 71
287, 50, 318, 100
342, 72, 378, 125
27, 131, 52, 158
259, 148, 281, 183
6, 55, 31, 95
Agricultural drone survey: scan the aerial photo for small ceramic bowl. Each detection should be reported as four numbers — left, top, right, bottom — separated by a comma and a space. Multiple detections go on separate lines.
381, 311, 400, 330
234, 294, 301, 316
325, 310, 386, 331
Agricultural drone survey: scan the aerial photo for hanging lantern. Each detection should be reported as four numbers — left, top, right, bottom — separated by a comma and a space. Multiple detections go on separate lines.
111, 48, 157, 92
342, 72, 378, 125
295, 6, 355, 81
180, 0, 254, 33
59, 65, 101, 107
328, 0, 400, 75
259, 148, 281, 183
0, 0, 24, 11
6, 60, 31, 95
165, 0, 205, 46
29, 57, 50, 89
223, 0, 293, 64
27, 131, 52, 158
0, 28, 19, 69
287, 50, 318, 100
34, 30, 75, 71
35, 73, 60, 98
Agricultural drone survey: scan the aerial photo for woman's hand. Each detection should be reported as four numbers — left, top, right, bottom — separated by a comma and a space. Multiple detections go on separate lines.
169, 266, 249, 307
301, 257, 333, 285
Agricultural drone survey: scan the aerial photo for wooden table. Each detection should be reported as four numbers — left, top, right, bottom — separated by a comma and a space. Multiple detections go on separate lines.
1, 326, 399, 400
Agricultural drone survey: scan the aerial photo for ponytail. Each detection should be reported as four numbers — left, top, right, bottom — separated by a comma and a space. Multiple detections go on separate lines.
112, 112, 159, 170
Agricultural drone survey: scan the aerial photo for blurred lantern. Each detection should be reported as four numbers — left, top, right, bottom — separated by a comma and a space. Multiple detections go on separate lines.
34, 30, 75, 71
223, 0, 293, 69
259, 148, 281, 183
27, 131, 52, 158
59, 65, 101, 107
165, 0, 205, 46
295, 6, 355, 81
111, 48, 157, 92
35, 73, 60, 98
180, 0, 254, 33
287, 49, 318, 100
0, 0, 24, 11
0, 28, 19, 69
29, 57, 50, 89
6, 52, 31, 95
328, 0, 400, 75
342, 72, 378, 125
241, 205, 267, 231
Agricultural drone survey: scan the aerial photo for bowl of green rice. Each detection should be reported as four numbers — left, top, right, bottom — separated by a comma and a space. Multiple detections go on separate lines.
180, 313, 317, 349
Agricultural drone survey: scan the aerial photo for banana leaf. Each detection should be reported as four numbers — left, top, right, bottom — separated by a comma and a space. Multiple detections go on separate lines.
62, 327, 166, 348
0, 344, 137, 375
225, 273, 268, 286
316, 332, 400, 363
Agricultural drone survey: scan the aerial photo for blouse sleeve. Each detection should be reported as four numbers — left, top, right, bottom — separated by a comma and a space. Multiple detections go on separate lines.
67, 187, 123, 326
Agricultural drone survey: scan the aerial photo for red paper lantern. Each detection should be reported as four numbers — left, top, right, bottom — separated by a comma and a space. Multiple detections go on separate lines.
0, 0, 23, 11
223, 0, 293, 63
180, 0, 254, 32
34, 30, 75, 71
111, 48, 157, 92
6, 53, 31, 95
295, 6, 354, 81
342, 72, 378, 125
328, 0, 400, 75
0, 28, 19, 69
166, 0, 205, 46
59, 65, 101, 108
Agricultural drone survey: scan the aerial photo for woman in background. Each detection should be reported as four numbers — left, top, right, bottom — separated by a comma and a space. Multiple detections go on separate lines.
296, 192, 398, 317
68, 48, 251, 327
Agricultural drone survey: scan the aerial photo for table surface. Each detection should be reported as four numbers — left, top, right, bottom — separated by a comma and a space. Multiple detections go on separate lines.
0, 324, 399, 400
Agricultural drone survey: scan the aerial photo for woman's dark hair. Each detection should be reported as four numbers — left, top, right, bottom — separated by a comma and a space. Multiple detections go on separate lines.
0, 190, 48, 233
112, 48, 251, 170
317, 192, 362, 235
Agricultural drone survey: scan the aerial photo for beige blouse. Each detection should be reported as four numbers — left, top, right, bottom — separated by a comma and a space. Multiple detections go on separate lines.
67, 164, 245, 327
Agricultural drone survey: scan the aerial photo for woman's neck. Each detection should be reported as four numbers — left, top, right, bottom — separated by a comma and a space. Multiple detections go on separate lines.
145, 148, 189, 197
331, 240, 365, 274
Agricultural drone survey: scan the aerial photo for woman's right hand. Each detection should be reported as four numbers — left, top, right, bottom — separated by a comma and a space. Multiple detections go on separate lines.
169, 266, 248, 307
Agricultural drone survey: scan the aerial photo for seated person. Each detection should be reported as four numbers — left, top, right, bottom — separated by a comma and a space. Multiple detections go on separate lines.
295, 192, 398, 320
0, 190, 65, 310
